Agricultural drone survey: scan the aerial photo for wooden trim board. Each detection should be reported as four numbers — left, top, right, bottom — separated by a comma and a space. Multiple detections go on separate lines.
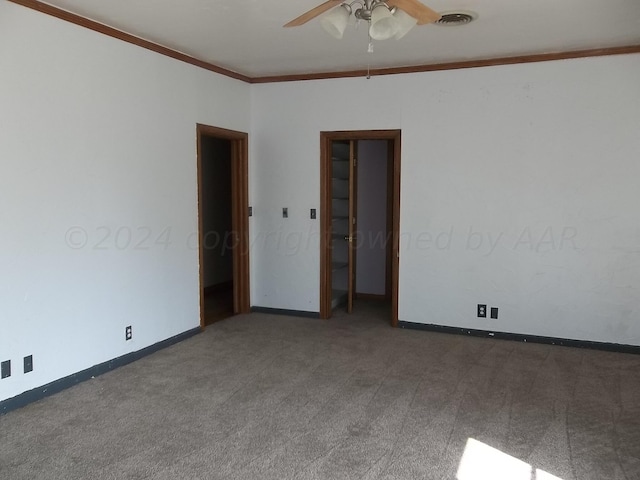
8, 0, 251, 82
251, 46, 640, 83
320, 130, 401, 326
196, 124, 250, 329
8, 1, 640, 84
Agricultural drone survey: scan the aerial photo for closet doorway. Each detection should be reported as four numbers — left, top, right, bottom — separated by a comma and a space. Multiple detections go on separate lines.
197, 124, 250, 328
319, 130, 401, 326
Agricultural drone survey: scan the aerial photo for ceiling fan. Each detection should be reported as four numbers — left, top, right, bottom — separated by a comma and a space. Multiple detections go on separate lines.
284, 0, 441, 42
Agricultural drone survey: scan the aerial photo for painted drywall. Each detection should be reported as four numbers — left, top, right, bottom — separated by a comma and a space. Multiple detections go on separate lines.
356, 140, 388, 296
249, 53, 640, 345
0, 2, 250, 402
200, 137, 233, 288
2, 0, 639, 407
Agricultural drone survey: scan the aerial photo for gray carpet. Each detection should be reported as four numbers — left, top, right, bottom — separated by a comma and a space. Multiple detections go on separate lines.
2, 302, 640, 480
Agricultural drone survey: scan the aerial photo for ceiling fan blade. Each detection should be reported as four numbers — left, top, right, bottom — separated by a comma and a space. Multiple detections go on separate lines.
284, 0, 343, 27
387, 0, 441, 25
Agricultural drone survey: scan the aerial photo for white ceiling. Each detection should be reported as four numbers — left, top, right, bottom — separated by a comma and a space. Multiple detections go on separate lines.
38, 0, 640, 78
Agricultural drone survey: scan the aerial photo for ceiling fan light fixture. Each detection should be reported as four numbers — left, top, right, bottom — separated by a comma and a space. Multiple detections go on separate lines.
320, 4, 352, 39
369, 4, 399, 41
287, 0, 440, 57
393, 8, 417, 40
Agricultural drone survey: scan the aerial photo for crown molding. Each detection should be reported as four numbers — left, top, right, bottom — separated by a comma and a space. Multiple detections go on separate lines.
8, 0, 251, 83
9, 0, 640, 85
250, 45, 640, 83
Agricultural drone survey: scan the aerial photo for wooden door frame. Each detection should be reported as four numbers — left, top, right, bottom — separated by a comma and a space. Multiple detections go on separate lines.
196, 124, 250, 329
385, 139, 394, 302
320, 130, 401, 326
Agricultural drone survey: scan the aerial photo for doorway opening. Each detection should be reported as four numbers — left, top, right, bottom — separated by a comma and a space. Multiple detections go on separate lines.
197, 124, 250, 328
320, 130, 401, 326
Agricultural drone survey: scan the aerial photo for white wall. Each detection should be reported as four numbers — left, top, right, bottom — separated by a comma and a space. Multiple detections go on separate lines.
0, 2, 250, 402
250, 53, 640, 345
356, 140, 388, 296
2, 1, 639, 406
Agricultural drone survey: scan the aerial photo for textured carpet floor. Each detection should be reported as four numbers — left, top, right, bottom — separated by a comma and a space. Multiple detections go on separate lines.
2, 303, 640, 480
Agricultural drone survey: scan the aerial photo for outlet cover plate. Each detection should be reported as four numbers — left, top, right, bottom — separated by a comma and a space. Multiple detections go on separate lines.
1, 360, 11, 379
24, 355, 33, 374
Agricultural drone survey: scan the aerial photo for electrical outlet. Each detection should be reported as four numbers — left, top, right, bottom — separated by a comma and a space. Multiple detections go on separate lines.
1, 360, 11, 379
477, 304, 487, 318
490, 307, 499, 319
310, 208, 316, 219
24, 355, 33, 374
125, 326, 132, 341
282, 207, 288, 218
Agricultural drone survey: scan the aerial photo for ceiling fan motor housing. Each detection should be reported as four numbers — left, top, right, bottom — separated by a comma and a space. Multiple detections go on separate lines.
353, 0, 393, 22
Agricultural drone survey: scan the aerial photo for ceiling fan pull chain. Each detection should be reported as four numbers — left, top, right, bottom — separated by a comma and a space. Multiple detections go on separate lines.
367, 28, 372, 79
